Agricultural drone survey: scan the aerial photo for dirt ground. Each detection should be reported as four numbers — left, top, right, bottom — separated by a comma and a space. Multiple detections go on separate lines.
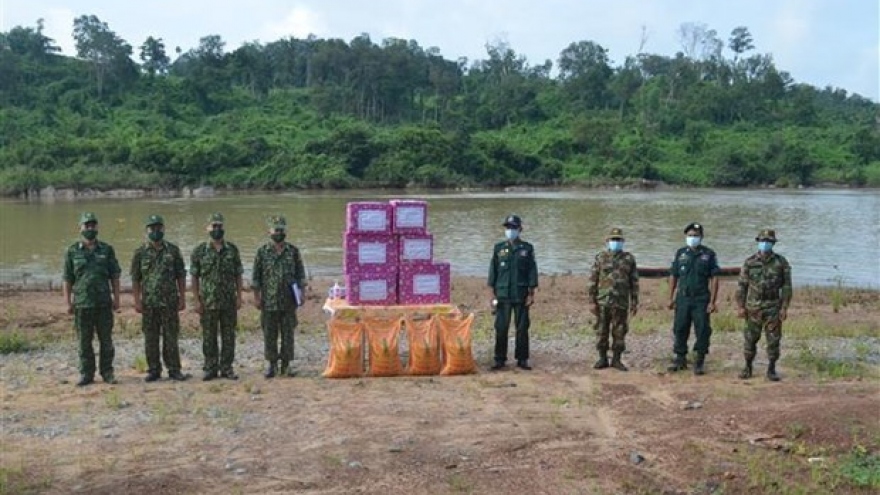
1, 276, 878, 494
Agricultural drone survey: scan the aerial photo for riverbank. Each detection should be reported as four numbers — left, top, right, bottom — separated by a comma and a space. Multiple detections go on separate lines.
2, 276, 879, 493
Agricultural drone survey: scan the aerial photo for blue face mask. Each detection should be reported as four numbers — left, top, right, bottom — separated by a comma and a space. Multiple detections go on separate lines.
686, 236, 701, 248
607, 240, 624, 252
505, 229, 519, 240
757, 241, 773, 253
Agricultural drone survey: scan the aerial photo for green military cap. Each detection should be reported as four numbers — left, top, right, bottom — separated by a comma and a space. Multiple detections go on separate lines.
607, 227, 624, 239
207, 212, 224, 224
145, 214, 165, 226
684, 222, 704, 235
79, 212, 98, 224
502, 214, 522, 228
755, 229, 777, 242
267, 215, 287, 230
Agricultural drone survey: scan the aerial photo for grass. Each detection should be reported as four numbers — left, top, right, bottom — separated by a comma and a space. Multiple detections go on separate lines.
0, 332, 36, 354
104, 389, 128, 410
837, 445, 880, 488
791, 345, 868, 379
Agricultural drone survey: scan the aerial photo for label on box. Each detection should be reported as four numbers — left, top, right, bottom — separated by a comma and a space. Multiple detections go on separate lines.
358, 242, 387, 264
413, 274, 441, 295
357, 210, 388, 231
402, 238, 431, 261
396, 206, 425, 228
359, 280, 389, 301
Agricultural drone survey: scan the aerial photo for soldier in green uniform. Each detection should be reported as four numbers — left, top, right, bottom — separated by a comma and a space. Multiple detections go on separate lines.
487, 214, 539, 371
131, 215, 189, 382
735, 229, 792, 381
191, 213, 243, 381
252, 215, 307, 378
588, 227, 639, 371
63, 212, 122, 386
667, 222, 720, 375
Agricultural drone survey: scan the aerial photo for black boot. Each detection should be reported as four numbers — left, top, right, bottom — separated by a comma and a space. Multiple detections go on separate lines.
766, 359, 780, 381
611, 351, 628, 371
144, 370, 161, 382
76, 375, 94, 387
593, 352, 609, 369
738, 357, 754, 379
693, 354, 706, 376
667, 354, 687, 372
280, 360, 291, 377
264, 361, 276, 379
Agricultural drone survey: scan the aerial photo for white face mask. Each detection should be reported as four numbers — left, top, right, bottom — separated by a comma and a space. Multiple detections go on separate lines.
686, 235, 702, 248
505, 229, 519, 240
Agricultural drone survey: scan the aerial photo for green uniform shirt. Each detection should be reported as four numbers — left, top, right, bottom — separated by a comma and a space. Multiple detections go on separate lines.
670, 245, 720, 298
130, 241, 186, 308
63, 240, 121, 308
487, 239, 539, 302
736, 251, 792, 310
251, 241, 306, 311
190, 240, 243, 310
588, 250, 639, 309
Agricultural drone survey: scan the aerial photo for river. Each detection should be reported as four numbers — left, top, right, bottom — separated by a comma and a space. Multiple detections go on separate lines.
0, 189, 877, 288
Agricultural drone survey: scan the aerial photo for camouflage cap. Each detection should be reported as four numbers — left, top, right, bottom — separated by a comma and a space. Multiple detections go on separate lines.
145, 214, 165, 226
755, 229, 777, 242
79, 212, 98, 224
606, 227, 624, 239
267, 215, 287, 230
207, 212, 224, 224
502, 214, 522, 228
684, 222, 704, 235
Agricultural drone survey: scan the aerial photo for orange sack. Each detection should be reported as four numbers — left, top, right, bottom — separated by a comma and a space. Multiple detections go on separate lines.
322, 319, 365, 379
437, 313, 478, 376
405, 316, 442, 376
363, 317, 404, 377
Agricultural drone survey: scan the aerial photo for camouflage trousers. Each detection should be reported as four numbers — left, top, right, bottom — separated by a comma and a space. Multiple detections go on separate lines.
201, 309, 237, 374
743, 306, 783, 361
594, 306, 629, 353
261, 309, 297, 362
142, 307, 182, 374
75, 307, 115, 379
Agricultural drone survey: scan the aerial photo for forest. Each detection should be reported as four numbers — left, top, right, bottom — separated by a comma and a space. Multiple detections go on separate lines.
1, 15, 879, 195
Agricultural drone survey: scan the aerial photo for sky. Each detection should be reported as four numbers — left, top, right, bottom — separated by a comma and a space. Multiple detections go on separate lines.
2, 0, 878, 101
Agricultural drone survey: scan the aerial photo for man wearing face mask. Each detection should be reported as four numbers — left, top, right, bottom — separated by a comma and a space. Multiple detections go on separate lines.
252, 215, 307, 378
735, 229, 792, 381
587, 228, 639, 371
667, 222, 720, 375
131, 215, 189, 382
63, 212, 122, 386
488, 214, 539, 371
190, 213, 243, 381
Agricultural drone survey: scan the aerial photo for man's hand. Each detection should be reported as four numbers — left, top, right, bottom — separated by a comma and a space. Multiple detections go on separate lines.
736, 306, 746, 319
178, 296, 186, 312
667, 299, 675, 310
254, 296, 262, 310
194, 301, 204, 315
630, 304, 638, 316
135, 299, 143, 314
112, 298, 120, 312
66, 302, 74, 315
589, 303, 598, 316
525, 294, 535, 307
707, 302, 717, 314
779, 308, 788, 321
236, 296, 242, 311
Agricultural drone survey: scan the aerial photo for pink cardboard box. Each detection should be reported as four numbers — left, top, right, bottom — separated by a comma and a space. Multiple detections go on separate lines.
346, 268, 399, 306
390, 199, 428, 235
398, 262, 451, 305
398, 233, 433, 264
343, 233, 398, 273
346, 202, 392, 235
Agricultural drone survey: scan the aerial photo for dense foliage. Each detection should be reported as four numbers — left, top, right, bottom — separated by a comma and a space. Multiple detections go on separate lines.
1, 17, 879, 195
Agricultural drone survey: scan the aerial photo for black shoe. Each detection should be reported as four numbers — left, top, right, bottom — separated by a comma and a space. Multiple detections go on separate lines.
693, 361, 705, 376
517, 361, 532, 371
611, 359, 628, 372
766, 362, 780, 382
264, 363, 276, 379
280, 361, 290, 377
168, 371, 189, 381
667, 357, 687, 372
593, 356, 609, 369
490, 362, 506, 371
144, 371, 161, 382
102, 374, 117, 384
220, 370, 239, 380
76, 376, 94, 387
739, 364, 753, 379
203, 371, 218, 381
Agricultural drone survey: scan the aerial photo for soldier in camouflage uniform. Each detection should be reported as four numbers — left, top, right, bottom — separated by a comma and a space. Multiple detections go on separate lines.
191, 213, 243, 381
587, 227, 639, 371
63, 212, 122, 386
252, 215, 307, 378
131, 214, 189, 382
487, 214, 539, 371
735, 229, 792, 381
